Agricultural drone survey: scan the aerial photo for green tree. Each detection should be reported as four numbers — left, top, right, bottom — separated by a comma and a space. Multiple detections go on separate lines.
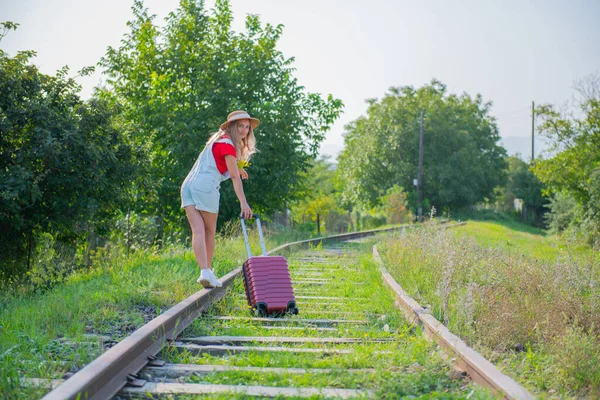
532, 74, 600, 241
0, 23, 136, 280
336, 81, 507, 212
99, 0, 343, 232
496, 156, 547, 225
291, 156, 345, 235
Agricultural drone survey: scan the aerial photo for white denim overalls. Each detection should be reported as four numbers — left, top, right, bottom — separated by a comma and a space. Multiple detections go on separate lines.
180, 138, 234, 213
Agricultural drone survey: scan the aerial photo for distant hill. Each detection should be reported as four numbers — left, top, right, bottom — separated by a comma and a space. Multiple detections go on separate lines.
499, 135, 552, 160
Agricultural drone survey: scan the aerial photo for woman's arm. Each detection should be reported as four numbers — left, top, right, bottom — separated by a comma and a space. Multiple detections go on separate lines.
225, 155, 252, 218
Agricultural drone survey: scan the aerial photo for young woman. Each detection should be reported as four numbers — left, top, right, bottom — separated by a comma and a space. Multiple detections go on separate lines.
181, 110, 258, 288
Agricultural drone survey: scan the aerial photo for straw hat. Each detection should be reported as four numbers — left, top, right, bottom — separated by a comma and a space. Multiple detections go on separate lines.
220, 110, 260, 131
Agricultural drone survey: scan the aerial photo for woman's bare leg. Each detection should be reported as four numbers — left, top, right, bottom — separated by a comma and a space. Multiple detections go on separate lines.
184, 206, 208, 270
200, 211, 218, 270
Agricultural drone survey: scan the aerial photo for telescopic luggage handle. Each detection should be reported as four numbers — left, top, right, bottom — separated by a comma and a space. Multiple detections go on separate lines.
240, 214, 267, 258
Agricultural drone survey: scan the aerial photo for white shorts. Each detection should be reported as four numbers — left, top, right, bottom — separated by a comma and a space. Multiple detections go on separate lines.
180, 176, 220, 213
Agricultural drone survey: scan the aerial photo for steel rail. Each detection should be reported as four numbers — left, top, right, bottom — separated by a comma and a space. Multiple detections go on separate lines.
268, 223, 412, 254
41, 224, 411, 400
40, 269, 238, 400
373, 244, 535, 400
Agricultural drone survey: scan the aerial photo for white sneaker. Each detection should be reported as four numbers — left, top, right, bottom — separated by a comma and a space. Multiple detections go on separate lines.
197, 269, 222, 288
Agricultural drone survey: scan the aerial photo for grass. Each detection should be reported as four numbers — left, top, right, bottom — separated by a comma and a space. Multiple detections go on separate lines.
380, 220, 600, 398
451, 220, 595, 263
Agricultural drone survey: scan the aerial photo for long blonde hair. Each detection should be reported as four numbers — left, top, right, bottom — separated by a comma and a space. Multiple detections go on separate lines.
206, 120, 257, 162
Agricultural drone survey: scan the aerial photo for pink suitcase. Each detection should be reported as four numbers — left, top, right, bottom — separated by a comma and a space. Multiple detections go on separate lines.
240, 215, 299, 317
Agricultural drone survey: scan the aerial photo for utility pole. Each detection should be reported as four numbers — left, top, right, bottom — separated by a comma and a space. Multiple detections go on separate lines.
531, 101, 535, 162
418, 110, 424, 220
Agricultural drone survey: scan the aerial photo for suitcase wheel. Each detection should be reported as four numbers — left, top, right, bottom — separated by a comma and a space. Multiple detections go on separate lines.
256, 303, 268, 317
287, 302, 299, 315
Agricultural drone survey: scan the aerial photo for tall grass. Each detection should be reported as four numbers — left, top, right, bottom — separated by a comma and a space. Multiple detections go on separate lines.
380, 222, 600, 397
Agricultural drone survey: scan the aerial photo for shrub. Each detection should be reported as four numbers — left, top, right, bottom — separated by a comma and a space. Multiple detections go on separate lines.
381, 185, 413, 224
545, 192, 578, 234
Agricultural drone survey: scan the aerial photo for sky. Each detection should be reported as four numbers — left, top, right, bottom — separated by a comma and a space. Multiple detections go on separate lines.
1, 0, 599, 160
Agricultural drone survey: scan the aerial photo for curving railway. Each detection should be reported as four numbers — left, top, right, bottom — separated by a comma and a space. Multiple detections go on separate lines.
34, 225, 534, 400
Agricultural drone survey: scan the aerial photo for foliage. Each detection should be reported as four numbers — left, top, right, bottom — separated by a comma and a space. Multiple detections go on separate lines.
99, 0, 343, 230
381, 185, 412, 224
324, 209, 352, 233
290, 156, 348, 234
361, 211, 388, 229
336, 80, 507, 211
495, 156, 547, 226
544, 192, 578, 234
533, 74, 600, 243
0, 24, 136, 282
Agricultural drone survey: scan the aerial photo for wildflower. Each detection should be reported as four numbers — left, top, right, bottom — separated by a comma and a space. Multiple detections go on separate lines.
237, 160, 250, 169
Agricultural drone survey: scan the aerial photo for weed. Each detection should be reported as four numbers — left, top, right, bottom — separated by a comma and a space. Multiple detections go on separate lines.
381, 220, 600, 397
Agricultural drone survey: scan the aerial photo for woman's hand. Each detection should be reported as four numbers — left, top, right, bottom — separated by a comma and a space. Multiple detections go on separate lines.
240, 202, 252, 219
239, 168, 248, 180
225, 155, 252, 218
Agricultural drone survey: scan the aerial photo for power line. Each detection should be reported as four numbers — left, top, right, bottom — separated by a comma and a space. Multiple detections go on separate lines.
495, 114, 531, 122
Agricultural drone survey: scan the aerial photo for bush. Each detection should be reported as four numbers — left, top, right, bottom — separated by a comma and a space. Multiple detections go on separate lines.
545, 193, 578, 234
324, 210, 351, 233
292, 221, 317, 235
545, 193, 600, 246
26, 233, 82, 289
360, 211, 387, 229
381, 185, 413, 224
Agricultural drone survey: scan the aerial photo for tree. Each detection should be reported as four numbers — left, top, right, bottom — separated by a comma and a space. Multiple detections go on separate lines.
532, 74, 600, 241
99, 0, 343, 231
496, 156, 547, 225
291, 156, 345, 234
0, 22, 136, 280
336, 81, 507, 212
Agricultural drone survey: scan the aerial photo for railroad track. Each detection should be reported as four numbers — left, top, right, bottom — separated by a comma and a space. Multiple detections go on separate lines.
34, 225, 534, 399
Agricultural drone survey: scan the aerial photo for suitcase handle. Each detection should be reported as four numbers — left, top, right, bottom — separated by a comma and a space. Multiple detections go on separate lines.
240, 214, 268, 258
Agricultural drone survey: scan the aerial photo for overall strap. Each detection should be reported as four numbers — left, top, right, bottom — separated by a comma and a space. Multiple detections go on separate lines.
213, 137, 235, 181
215, 137, 234, 146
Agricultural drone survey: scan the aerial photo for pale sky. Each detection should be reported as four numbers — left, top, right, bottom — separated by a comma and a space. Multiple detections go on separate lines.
1, 0, 599, 159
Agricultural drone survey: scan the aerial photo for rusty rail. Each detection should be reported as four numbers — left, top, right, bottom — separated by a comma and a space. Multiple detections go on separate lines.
373, 243, 535, 400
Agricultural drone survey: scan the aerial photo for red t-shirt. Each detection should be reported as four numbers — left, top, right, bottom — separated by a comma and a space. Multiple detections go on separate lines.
212, 135, 237, 174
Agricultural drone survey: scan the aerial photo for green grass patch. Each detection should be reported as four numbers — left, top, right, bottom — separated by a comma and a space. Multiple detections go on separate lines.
453, 221, 556, 262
